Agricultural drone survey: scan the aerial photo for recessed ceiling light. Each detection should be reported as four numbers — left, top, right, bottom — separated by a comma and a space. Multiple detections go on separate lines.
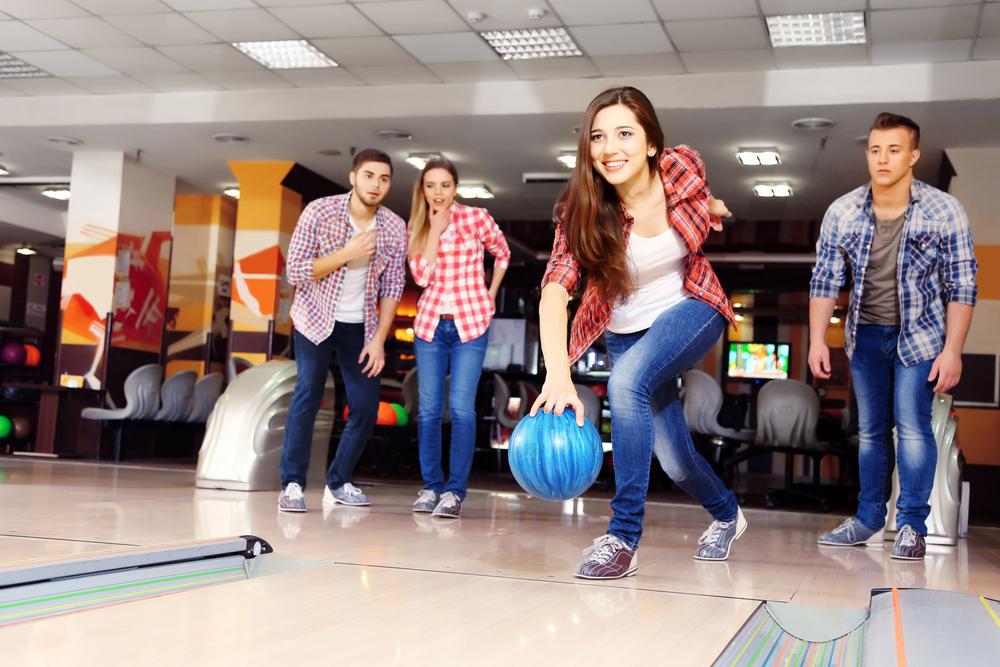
791, 118, 835, 131
557, 151, 576, 169
736, 148, 781, 166
223, 188, 240, 199
406, 152, 443, 170
231, 40, 337, 70
42, 188, 71, 200
753, 183, 793, 198
213, 133, 248, 143
766, 12, 866, 48
457, 183, 494, 199
375, 129, 412, 141
47, 136, 84, 147
16, 246, 37, 255
480, 28, 582, 60
0, 52, 50, 79
0, 166, 9, 176
317, 148, 342, 156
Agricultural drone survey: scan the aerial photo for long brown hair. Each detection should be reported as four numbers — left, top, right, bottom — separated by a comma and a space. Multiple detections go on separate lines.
407, 157, 459, 257
555, 86, 664, 303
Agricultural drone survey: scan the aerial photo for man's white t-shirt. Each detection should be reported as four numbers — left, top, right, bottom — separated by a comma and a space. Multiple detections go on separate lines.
333, 214, 373, 324
608, 227, 689, 334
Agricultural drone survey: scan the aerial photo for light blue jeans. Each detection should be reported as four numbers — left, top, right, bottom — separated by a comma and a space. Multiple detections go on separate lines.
851, 325, 937, 535
414, 319, 489, 500
604, 299, 737, 549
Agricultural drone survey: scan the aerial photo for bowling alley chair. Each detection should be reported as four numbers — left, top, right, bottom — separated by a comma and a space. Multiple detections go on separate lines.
81, 363, 164, 461
153, 370, 197, 422
188, 373, 224, 423
681, 370, 755, 473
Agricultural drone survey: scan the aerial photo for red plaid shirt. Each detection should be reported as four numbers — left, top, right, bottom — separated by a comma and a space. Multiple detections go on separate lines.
409, 203, 511, 343
286, 192, 407, 345
542, 145, 736, 363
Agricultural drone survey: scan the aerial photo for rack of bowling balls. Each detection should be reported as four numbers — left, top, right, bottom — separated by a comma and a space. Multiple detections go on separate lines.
0, 333, 44, 453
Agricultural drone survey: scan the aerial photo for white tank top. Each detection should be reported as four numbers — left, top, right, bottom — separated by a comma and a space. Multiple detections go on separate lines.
608, 227, 688, 334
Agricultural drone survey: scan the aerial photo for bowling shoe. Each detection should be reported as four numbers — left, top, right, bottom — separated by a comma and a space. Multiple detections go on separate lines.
890, 524, 926, 560
573, 534, 637, 580
413, 489, 438, 513
278, 482, 307, 513
818, 517, 884, 547
432, 492, 462, 518
694, 507, 747, 561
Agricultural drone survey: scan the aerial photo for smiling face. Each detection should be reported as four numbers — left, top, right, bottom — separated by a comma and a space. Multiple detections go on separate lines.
589, 104, 656, 190
422, 167, 456, 213
349, 160, 392, 208
866, 127, 920, 190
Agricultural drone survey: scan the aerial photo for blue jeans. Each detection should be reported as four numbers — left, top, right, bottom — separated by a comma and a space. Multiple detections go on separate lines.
604, 299, 736, 549
851, 325, 937, 535
414, 319, 489, 500
279, 325, 381, 490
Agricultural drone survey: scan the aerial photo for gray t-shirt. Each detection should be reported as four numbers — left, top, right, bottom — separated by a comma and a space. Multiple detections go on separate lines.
858, 213, 905, 325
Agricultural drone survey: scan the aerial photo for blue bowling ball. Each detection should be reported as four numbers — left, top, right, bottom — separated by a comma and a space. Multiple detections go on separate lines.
508, 408, 604, 501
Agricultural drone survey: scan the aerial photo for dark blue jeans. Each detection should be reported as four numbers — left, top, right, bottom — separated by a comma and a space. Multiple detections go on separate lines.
851, 325, 937, 535
279, 325, 380, 490
604, 299, 736, 550
413, 319, 489, 500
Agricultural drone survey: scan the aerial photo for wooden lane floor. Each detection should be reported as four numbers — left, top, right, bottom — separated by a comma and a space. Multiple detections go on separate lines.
2, 458, 1000, 665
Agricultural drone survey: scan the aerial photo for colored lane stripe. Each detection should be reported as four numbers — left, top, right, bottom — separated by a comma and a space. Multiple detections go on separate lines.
758, 628, 786, 667
836, 635, 844, 667
892, 588, 908, 667
803, 641, 818, 667
0, 572, 245, 624
772, 635, 793, 666
0, 536, 239, 570
856, 625, 863, 667
981, 596, 1000, 631
0, 566, 245, 611
729, 612, 770, 667
745, 618, 779, 667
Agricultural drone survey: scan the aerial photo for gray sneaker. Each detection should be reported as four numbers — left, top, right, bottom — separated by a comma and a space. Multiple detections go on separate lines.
413, 489, 438, 513
695, 507, 747, 561
432, 491, 462, 518
278, 482, 306, 513
323, 482, 370, 506
818, 517, 884, 547
891, 524, 926, 560
574, 534, 638, 580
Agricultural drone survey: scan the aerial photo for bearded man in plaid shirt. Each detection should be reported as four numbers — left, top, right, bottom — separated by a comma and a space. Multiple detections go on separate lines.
277, 149, 407, 513
810, 113, 978, 560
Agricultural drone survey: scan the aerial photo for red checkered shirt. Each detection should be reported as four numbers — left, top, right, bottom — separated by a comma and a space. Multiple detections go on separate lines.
542, 145, 736, 363
286, 192, 407, 345
409, 203, 511, 343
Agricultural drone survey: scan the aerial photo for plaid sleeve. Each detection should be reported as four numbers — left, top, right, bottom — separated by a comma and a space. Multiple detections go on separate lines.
479, 209, 510, 269
380, 221, 407, 302
810, 204, 848, 299
407, 223, 435, 287
939, 198, 979, 306
285, 201, 320, 286
541, 222, 581, 294
663, 145, 713, 245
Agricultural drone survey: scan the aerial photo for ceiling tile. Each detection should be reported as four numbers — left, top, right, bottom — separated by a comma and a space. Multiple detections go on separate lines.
443, 0, 563, 31
972, 37, 1000, 61
981, 4, 1000, 38
160, 0, 257, 10
590, 53, 684, 76
273, 67, 364, 87
569, 22, 672, 56
547, 0, 657, 25
26, 17, 143, 49
68, 1, 174, 14
425, 60, 518, 82
356, 1, 469, 35
267, 5, 383, 39
256, 0, 348, 6
2, 77, 89, 95
0, 21, 69, 51
0, 0, 86, 19
652, 0, 759, 21
872, 39, 973, 64
665, 18, 770, 52
870, 6, 980, 43
201, 69, 294, 90
394, 32, 498, 63
184, 9, 302, 42
10, 49, 121, 76
83, 47, 190, 74
62, 75, 155, 94
133, 72, 223, 91
680, 48, 776, 73
311, 36, 418, 67
106, 13, 219, 45
759, 0, 865, 13
871, 0, 978, 8
773, 44, 869, 69
349, 64, 442, 85
156, 44, 264, 71
505, 56, 600, 79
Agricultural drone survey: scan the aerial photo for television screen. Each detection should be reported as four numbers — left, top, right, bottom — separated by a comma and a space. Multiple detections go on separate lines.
727, 343, 790, 380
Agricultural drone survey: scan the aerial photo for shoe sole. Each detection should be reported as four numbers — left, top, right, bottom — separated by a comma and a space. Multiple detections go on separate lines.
278, 506, 307, 513
413, 507, 434, 513
694, 511, 748, 562
431, 511, 460, 518
889, 552, 925, 561
817, 528, 885, 547
323, 498, 371, 507
573, 566, 638, 580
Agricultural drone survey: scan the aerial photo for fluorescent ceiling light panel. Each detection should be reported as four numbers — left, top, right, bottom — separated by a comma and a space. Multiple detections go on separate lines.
766, 13, 866, 48
737, 148, 781, 166
0, 52, 51, 79
753, 183, 793, 198
480, 28, 582, 60
457, 183, 494, 199
406, 152, 443, 170
557, 151, 577, 169
231, 40, 338, 70
16, 246, 36, 255
42, 189, 71, 200
224, 188, 240, 199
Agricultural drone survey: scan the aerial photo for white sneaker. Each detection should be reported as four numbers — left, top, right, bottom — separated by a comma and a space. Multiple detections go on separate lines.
323, 482, 371, 506
278, 482, 306, 513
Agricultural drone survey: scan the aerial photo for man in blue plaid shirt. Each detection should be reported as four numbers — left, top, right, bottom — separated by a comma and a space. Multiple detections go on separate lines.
809, 113, 977, 561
